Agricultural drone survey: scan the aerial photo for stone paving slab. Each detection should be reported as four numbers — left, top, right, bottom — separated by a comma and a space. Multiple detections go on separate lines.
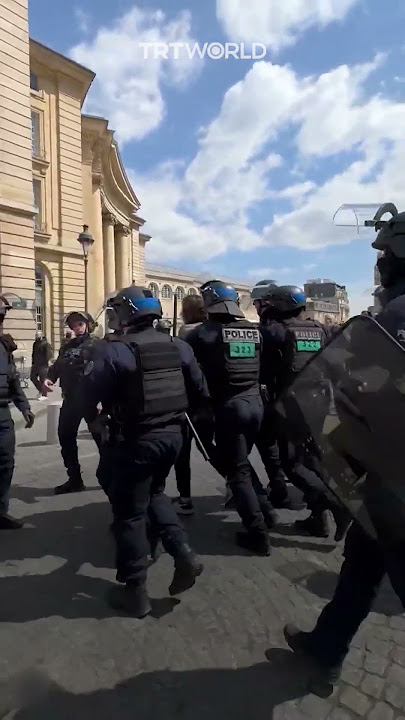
0, 413, 404, 718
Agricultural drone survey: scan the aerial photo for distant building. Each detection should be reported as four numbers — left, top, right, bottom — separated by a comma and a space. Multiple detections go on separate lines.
304, 279, 350, 324
145, 264, 257, 326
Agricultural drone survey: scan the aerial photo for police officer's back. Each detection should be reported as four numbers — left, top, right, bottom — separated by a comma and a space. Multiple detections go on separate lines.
0, 297, 34, 529
44, 311, 101, 495
187, 280, 274, 555
82, 286, 206, 617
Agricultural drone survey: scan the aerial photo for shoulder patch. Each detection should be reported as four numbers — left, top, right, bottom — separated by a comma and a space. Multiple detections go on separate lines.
83, 360, 94, 375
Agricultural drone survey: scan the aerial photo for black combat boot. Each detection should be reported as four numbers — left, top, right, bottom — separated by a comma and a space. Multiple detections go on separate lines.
295, 511, 330, 538
54, 477, 86, 495
169, 544, 204, 595
107, 583, 152, 618
0, 514, 24, 530
235, 530, 271, 555
262, 509, 279, 530
284, 624, 342, 685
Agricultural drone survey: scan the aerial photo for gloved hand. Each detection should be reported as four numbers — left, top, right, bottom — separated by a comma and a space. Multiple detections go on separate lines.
23, 410, 35, 428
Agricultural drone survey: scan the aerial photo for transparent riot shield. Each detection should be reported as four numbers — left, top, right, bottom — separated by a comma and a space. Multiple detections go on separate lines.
276, 315, 405, 543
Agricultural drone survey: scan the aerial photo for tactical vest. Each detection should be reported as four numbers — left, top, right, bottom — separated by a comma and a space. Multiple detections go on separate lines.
60, 336, 96, 394
108, 327, 188, 433
282, 318, 326, 376
204, 320, 261, 401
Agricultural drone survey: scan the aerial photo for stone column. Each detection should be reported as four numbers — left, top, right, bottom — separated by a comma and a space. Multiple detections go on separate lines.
115, 224, 131, 290
87, 182, 105, 314
103, 213, 116, 295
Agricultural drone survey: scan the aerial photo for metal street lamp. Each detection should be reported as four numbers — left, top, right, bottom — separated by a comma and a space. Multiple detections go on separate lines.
77, 225, 94, 312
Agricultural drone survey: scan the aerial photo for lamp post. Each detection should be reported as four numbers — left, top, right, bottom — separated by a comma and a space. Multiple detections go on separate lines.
77, 225, 94, 312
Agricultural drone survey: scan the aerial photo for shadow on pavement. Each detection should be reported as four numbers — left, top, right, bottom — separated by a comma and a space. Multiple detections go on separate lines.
6, 650, 311, 719
10, 486, 61, 502
270, 523, 337, 554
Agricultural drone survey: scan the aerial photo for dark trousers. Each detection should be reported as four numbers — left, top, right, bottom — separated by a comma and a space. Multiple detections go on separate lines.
0, 410, 15, 516
109, 429, 188, 585
255, 404, 289, 502
309, 523, 405, 667
212, 395, 269, 535
58, 399, 101, 481
30, 365, 48, 394
175, 422, 192, 498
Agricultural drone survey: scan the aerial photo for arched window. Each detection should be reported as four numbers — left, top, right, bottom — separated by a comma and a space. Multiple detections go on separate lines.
161, 284, 172, 299
188, 287, 197, 295
35, 263, 45, 333
148, 282, 159, 298
176, 286, 185, 300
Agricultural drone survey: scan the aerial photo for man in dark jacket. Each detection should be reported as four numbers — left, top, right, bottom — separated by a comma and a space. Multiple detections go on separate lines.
30, 332, 53, 400
0, 296, 34, 529
44, 311, 101, 494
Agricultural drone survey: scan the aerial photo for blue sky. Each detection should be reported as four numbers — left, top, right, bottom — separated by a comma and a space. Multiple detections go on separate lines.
29, 0, 405, 313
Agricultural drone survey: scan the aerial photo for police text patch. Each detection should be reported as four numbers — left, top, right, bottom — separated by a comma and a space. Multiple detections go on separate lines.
222, 327, 260, 343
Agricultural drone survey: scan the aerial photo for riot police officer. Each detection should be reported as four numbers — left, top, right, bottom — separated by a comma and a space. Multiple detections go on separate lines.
43, 311, 101, 494
252, 281, 300, 510
284, 204, 405, 685
258, 284, 349, 539
82, 286, 206, 618
187, 280, 276, 556
0, 296, 34, 529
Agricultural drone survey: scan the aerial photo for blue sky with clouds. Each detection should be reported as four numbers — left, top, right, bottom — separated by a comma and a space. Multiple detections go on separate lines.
29, 0, 405, 313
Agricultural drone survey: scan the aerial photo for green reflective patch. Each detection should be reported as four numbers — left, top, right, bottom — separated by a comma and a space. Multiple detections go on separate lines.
296, 340, 322, 352
229, 342, 255, 357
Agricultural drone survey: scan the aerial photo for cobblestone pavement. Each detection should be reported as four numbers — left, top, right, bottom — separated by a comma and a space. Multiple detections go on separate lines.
0, 412, 404, 718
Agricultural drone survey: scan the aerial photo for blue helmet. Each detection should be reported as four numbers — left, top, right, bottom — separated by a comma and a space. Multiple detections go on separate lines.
261, 285, 306, 316
111, 286, 162, 326
200, 280, 244, 318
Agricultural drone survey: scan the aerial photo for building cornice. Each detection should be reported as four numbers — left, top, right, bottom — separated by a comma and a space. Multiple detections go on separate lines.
30, 39, 95, 104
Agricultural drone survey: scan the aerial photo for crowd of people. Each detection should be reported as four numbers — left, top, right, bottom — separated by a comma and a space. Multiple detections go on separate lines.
1, 204, 405, 689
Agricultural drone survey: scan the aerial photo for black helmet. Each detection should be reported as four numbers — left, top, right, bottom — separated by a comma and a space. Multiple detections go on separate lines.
65, 311, 97, 332
261, 285, 306, 316
110, 285, 162, 327
371, 204, 405, 259
200, 280, 244, 318
251, 279, 277, 300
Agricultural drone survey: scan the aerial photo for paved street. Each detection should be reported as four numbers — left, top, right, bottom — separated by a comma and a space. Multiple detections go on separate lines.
0, 404, 404, 719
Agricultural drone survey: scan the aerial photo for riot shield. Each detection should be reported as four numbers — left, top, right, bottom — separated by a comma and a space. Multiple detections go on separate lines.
276, 315, 405, 543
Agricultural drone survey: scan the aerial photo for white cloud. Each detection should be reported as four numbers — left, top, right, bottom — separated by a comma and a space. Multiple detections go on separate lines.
248, 267, 292, 278
70, 6, 201, 144
216, 0, 359, 52
74, 8, 89, 34
127, 52, 405, 274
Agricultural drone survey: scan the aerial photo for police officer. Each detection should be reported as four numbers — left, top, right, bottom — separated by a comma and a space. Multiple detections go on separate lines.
43, 311, 101, 494
252, 281, 300, 510
258, 284, 349, 539
187, 280, 276, 556
284, 204, 405, 684
0, 296, 34, 529
81, 286, 206, 618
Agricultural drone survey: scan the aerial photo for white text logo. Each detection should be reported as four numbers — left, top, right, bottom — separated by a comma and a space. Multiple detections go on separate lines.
138, 42, 268, 61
